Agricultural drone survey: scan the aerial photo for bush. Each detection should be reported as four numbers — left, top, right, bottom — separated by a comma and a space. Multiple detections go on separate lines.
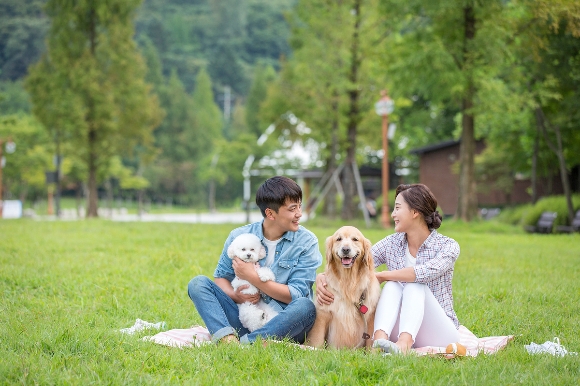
518, 195, 580, 227
496, 204, 533, 226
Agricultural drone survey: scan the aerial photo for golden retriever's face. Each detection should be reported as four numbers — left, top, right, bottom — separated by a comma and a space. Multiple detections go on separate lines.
326, 226, 370, 269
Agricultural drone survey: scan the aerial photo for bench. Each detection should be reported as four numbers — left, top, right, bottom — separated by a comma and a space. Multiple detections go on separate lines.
524, 211, 557, 234
556, 210, 580, 233
481, 208, 501, 220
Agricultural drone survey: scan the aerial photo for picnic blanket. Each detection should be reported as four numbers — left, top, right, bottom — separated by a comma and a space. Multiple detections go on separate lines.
413, 325, 513, 357
143, 324, 513, 357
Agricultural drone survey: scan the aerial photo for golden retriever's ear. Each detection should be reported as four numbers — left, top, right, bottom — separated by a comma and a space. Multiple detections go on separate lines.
325, 235, 335, 263
363, 237, 373, 266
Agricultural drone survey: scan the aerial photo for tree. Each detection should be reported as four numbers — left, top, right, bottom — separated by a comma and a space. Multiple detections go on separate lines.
526, 9, 580, 223
246, 64, 276, 138
144, 68, 222, 206
378, 0, 522, 221
0, 114, 53, 204
0, 0, 48, 81
146, 69, 195, 202
26, 0, 162, 217
476, 1, 580, 218
190, 68, 225, 207
0, 81, 31, 114
261, 0, 385, 220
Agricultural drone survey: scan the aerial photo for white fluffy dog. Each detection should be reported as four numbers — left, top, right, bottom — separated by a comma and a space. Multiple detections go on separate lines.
227, 233, 278, 332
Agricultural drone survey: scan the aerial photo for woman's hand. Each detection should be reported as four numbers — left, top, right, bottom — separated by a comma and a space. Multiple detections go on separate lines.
375, 268, 415, 283
315, 273, 334, 305
375, 271, 389, 283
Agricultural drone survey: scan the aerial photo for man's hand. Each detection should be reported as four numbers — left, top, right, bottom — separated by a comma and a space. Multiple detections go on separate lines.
315, 273, 334, 306
232, 256, 259, 282
232, 284, 260, 305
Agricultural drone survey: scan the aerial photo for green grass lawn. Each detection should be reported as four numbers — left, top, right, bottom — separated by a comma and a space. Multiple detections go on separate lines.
1, 219, 579, 385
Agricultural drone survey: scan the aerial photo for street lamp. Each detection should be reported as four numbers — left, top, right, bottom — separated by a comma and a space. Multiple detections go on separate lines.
242, 122, 276, 223
0, 137, 16, 218
375, 90, 394, 228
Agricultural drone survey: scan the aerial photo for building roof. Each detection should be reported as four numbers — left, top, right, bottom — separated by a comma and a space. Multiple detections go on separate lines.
409, 139, 459, 155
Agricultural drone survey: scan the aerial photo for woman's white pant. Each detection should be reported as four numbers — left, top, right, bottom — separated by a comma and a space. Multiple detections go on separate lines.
373, 281, 459, 347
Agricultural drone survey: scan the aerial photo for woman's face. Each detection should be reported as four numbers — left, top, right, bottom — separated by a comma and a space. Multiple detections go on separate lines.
391, 193, 416, 233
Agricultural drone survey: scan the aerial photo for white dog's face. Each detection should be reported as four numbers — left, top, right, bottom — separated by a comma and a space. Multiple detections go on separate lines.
227, 233, 266, 263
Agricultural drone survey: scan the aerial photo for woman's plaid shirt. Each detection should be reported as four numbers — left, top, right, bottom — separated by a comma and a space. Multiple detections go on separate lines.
372, 230, 460, 328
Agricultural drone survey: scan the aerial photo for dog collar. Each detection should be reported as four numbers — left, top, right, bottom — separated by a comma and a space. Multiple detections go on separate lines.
355, 291, 371, 342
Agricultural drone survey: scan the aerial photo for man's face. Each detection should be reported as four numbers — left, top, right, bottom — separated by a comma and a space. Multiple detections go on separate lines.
268, 199, 302, 232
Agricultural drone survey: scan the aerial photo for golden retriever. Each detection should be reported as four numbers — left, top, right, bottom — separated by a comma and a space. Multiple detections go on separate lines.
306, 226, 380, 349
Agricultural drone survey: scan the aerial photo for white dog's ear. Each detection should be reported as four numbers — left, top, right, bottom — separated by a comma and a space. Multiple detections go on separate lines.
259, 244, 266, 259
227, 243, 235, 259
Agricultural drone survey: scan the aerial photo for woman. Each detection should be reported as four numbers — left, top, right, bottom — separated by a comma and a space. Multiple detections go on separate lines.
316, 183, 460, 354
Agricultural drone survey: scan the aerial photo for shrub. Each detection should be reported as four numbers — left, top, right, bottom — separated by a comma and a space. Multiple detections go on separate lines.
496, 204, 533, 226
520, 195, 580, 227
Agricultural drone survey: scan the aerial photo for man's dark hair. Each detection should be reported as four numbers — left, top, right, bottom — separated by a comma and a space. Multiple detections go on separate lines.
255, 176, 302, 217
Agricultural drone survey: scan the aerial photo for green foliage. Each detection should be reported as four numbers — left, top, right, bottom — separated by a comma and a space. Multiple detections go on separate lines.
144, 67, 223, 206
496, 204, 533, 226
0, 0, 48, 81
157, 70, 195, 164
190, 68, 222, 159
495, 194, 580, 228
25, 0, 163, 215
475, 144, 516, 200
134, 0, 293, 94
0, 80, 31, 114
519, 195, 580, 227
246, 64, 277, 137
0, 114, 52, 200
4, 0, 580, 212
108, 156, 150, 190
1, 220, 580, 384
140, 36, 165, 91
261, 0, 388, 219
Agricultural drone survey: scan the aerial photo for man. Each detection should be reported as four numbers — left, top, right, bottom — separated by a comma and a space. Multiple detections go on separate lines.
188, 176, 322, 344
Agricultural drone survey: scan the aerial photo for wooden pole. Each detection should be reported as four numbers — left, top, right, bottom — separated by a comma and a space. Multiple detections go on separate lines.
381, 112, 390, 228
352, 161, 371, 228
47, 187, 54, 215
0, 138, 3, 218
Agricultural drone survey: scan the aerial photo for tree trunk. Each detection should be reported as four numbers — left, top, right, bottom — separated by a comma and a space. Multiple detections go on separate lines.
208, 179, 216, 212
138, 189, 144, 217
19, 187, 28, 207
456, 5, 478, 222
531, 125, 539, 204
552, 127, 574, 223
535, 107, 574, 224
76, 182, 82, 218
341, 0, 361, 221
86, 7, 99, 218
87, 123, 99, 217
106, 178, 113, 218
323, 95, 339, 219
208, 153, 219, 213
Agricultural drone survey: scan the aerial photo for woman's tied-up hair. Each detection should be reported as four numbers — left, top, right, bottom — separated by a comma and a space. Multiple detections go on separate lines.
395, 184, 442, 230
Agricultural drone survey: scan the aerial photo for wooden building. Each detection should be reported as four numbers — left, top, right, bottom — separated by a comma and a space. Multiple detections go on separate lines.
409, 140, 565, 216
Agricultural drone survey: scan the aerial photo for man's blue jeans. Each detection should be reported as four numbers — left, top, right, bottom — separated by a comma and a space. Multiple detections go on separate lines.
187, 275, 316, 344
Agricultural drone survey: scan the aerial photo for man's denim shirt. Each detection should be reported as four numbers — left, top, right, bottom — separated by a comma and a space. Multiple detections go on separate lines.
214, 220, 322, 313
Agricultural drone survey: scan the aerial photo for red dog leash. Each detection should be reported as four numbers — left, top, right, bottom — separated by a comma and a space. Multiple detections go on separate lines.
355, 291, 371, 348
